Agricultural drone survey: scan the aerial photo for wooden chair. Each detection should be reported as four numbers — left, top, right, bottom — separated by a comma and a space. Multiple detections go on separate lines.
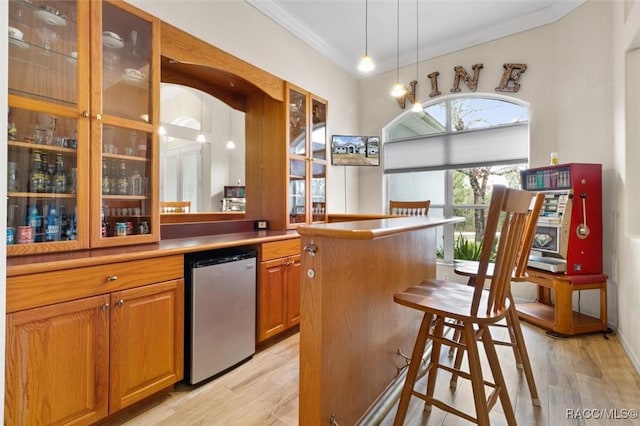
393, 186, 536, 426
389, 200, 430, 216
449, 191, 544, 401
160, 201, 191, 213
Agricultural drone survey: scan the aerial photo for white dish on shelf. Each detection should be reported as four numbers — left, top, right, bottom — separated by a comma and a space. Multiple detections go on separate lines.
124, 68, 146, 81
102, 31, 124, 49
9, 37, 29, 49
33, 7, 67, 27
8, 26, 23, 40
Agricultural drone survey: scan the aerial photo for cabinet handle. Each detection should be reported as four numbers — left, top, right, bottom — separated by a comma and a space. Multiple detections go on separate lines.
116, 299, 124, 308
101, 303, 109, 312
304, 242, 318, 257
82, 110, 89, 118
107, 275, 118, 282
95, 113, 102, 121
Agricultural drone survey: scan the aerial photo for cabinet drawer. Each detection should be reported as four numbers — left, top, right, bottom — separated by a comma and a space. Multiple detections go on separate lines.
7, 255, 184, 313
262, 239, 301, 261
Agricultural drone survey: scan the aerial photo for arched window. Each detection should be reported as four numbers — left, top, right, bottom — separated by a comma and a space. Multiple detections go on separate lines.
383, 94, 529, 263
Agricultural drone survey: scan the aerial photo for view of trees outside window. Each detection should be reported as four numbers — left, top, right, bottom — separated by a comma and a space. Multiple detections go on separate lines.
386, 96, 529, 262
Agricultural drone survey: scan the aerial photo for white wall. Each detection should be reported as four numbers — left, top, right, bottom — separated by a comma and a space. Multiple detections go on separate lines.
617, 0, 640, 372
359, 0, 624, 347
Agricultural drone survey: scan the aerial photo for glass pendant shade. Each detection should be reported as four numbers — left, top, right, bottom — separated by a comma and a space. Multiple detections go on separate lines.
358, 54, 375, 72
358, 0, 374, 73
391, 83, 407, 98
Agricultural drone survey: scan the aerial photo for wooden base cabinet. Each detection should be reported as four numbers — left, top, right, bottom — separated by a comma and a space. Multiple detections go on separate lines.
257, 239, 301, 342
5, 259, 184, 425
5, 295, 110, 426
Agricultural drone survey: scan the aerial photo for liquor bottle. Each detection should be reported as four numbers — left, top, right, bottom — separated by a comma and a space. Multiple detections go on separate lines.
101, 207, 109, 237
41, 152, 52, 193
66, 205, 77, 241
130, 169, 142, 195
29, 151, 45, 193
53, 153, 67, 193
44, 206, 60, 242
102, 159, 111, 195
26, 205, 41, 243
116, 160, 129, 195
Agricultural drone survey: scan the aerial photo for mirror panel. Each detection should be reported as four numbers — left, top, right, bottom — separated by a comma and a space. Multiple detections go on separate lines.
160, 83, 245, 213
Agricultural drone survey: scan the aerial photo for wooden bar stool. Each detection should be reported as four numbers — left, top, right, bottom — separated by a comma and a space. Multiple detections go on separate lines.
389, 200, 430, 216
393, 186, 535, 426
449, 191, 544, 404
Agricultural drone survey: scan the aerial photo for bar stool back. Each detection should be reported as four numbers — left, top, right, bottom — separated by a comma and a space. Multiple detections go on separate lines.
389, 200, 430, 216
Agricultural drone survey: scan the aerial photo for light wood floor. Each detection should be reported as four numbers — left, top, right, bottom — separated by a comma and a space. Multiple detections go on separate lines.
113, 323, 640, 426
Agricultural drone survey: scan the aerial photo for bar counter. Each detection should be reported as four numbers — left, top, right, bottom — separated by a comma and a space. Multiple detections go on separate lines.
6, 230, 298, 277
296, 215, 462, 426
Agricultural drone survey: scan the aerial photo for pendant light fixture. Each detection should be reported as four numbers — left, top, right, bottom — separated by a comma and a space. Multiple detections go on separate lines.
411, 0, 422, 112
390, 0, 407, 98
196, 92, 206, 142
357, 0, 375, 73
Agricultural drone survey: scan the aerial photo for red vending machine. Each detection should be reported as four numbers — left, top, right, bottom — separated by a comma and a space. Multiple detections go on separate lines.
520, 163, 603, 275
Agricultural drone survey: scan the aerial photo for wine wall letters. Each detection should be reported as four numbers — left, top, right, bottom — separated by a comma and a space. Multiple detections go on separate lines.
396, 63, 527, 109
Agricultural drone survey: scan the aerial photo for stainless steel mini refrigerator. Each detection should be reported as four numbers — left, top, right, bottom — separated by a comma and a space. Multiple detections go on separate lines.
185, 249, 257, 384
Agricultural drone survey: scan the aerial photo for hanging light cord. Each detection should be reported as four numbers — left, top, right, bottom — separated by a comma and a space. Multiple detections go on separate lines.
416, 0, 419, 81
365, 0, 369, 55
396, 0, 400, 82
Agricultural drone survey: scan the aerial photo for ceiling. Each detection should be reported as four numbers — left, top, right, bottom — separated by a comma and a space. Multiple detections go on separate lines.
246, 0, 586, 78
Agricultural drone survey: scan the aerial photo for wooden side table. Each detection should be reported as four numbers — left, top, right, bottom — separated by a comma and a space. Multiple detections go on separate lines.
516, 268, 608, 337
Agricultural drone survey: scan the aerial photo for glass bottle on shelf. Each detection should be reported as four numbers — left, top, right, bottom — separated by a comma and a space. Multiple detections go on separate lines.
29, 151, 45, 193
102, 159, 111, 195
44, 206, 60, 242
116, 161, 129, 195
41, 152, 52, 193
27, 205, 40, 243
53, 154, 67, 193
130, 169, 142, 196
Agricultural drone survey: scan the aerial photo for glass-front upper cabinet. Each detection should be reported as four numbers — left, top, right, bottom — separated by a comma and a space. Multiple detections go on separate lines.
286, 84, 327, 227
7, 0, 90, 255
90, 1, 159, 247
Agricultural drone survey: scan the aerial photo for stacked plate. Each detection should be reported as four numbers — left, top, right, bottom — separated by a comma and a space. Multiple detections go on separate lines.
103, 31, 124, 49
34, 5, 67, 26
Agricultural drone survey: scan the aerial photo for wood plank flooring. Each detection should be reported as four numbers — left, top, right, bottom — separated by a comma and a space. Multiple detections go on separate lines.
113, 323, 639, 426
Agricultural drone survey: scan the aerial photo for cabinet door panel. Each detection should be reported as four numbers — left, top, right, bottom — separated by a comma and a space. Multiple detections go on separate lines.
287, 254, 302, 326
5, 295, 110, 426
258, 258, 288, 342
109, 279, 184, 412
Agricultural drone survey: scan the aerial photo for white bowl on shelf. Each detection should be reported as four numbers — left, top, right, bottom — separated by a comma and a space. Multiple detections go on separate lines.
102, 31, 124, 49
33, 6, 67, 27
8, 26, 23, 40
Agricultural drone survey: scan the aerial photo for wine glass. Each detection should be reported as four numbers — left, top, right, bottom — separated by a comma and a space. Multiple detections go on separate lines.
36, 27, 59, 54
130, 30, 138, 57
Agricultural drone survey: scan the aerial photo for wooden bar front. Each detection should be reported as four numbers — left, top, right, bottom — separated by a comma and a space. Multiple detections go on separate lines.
296, 216, 461, 425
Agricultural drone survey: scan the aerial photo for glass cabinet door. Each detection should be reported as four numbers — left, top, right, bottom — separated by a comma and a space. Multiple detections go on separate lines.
285, 85, 328, 227
7, 0, 89, 255
90, 1, 158, 247
311, 97, 327, 222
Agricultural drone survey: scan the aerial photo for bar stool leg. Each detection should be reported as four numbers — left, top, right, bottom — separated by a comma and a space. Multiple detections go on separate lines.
481, 327, 517, 425
394, 313, 433, 426
507, 306, 540, 405
424, 316, 445, 411
464, 323, 490, 426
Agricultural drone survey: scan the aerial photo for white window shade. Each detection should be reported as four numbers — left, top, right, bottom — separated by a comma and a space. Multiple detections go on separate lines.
383, 123, 528, 173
